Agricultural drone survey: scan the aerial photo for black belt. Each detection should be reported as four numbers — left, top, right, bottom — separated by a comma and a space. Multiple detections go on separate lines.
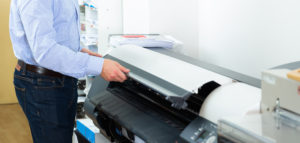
17, 60, 64, 78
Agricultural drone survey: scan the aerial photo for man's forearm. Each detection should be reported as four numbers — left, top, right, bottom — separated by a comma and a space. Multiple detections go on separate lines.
81, 48, 102, 57
80, 48, 90, 53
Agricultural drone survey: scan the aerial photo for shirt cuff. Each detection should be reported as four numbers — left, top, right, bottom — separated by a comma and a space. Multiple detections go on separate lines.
85, 56, 104, 76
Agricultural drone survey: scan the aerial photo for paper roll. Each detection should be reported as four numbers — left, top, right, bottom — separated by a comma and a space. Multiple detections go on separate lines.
199, 82, 261, 124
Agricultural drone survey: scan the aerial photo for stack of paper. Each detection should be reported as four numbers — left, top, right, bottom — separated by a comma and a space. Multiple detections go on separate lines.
109, 34, 183, 49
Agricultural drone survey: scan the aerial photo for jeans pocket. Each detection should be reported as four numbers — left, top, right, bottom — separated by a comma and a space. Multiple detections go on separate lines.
32, 82, 76, 127
33, 77, 69, 104
14, 75, 33, 83
36, 77, 64, 89
14, 81, 27, 113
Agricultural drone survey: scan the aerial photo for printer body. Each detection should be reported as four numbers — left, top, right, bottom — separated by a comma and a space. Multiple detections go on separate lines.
84, 45, 260, 143
217, 67, 300, 143
84, 77, 217, 143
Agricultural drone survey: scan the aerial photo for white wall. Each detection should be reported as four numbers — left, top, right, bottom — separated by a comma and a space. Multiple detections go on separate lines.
198, 0, 300, 78
97, 0, 123, 53
122, 0, 199, 58
121, 0, 300, 79
148, 0, 199, 58
123, 0, 150, 34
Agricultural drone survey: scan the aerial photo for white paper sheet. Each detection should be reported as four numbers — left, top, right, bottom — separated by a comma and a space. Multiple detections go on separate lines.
109, 45, 233, 93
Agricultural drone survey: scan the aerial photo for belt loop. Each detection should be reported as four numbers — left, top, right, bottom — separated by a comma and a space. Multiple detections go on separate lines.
21, 61, 26, 75
22, 65, 26, 75
18, 60, 26, 75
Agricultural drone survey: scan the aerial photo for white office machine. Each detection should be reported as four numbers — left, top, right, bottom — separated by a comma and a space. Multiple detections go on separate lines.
218, 68, 300, 143
84, 45, 263, 143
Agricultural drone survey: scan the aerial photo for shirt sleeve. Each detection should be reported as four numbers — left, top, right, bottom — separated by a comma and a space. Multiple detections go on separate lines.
19, 0, 103, 78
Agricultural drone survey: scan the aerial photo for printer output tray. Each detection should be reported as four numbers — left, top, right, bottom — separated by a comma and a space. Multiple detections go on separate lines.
90, 83, 198, 143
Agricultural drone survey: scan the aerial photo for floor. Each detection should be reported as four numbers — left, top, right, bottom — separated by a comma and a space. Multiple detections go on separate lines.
0, 104, 109, 143
0, 104, 33, 143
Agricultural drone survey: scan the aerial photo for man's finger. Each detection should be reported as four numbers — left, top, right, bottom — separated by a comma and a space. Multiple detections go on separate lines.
95, 53, 102, 57
117, 64, 130, 73
113, 75, 123, 82
89, 52, 102, 58
116, 69, 127, 82
110, 70, 123, 82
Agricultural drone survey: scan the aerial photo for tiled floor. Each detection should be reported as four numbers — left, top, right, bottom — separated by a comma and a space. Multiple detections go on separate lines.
0, 104, 33, 143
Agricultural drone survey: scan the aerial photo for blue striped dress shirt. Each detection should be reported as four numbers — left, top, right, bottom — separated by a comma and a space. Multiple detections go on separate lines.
9, 0, 103, 78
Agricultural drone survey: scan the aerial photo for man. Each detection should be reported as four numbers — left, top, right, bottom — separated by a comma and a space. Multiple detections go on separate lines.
9, 0, 129, 142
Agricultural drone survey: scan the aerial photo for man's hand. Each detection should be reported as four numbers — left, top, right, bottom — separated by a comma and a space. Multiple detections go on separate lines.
101, 59, 130, 82
81, 48, 102, 57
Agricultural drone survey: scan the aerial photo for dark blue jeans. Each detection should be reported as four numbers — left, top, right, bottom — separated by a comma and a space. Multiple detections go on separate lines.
13, 68, 78, 143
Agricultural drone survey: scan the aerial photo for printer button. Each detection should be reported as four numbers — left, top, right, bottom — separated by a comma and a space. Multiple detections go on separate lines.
198, 128, 203, 132
194, 131, 201, 136
206, 136, 216, 143
190, 135, 196, 141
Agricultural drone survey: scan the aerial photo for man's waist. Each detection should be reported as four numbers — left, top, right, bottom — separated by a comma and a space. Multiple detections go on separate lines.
17, 60, 64, 78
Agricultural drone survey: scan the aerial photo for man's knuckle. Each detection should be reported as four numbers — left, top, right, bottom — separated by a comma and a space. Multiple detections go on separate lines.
114, 70, 119, 74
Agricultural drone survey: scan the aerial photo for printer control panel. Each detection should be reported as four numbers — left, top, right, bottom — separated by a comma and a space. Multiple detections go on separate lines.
179, 117, 217, 143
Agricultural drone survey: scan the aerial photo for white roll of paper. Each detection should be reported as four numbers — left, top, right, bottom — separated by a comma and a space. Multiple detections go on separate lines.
199, 82, 261, 123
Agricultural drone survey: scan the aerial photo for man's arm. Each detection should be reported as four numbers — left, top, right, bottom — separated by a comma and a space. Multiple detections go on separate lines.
81, 48, 102, 58
101, 59, 130, 82
81, 48, 129, 82
19, 0, 129, 81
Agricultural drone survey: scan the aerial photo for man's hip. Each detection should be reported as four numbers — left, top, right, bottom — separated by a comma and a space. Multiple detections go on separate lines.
13, 61, 78, 143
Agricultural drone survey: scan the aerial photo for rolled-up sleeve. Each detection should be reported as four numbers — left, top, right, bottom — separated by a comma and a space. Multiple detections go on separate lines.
19, 0, 103, 78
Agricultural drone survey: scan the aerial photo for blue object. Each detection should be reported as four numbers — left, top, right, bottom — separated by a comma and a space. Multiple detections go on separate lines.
115, 128, 122, 136
14, 68, 78, 143
77, 120, 96, 143
9, 0, 103, 78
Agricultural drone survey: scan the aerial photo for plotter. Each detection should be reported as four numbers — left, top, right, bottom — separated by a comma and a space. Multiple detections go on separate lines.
84, 45, 262, 143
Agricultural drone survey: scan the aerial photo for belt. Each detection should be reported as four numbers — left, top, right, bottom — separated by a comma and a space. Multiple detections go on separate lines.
17, 60, 64, 78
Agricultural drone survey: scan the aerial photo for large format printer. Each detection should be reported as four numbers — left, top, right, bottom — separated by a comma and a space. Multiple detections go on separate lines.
218, 67, 300, 143
84, 45, 262, 143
